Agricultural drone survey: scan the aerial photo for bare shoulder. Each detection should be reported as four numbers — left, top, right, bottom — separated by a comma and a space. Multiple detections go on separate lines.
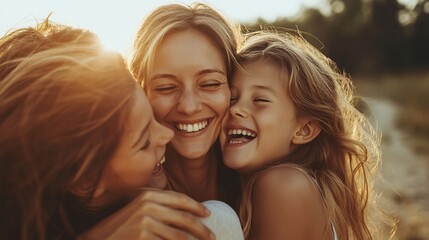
253, 165, 318, 200
250, 165, 329, 239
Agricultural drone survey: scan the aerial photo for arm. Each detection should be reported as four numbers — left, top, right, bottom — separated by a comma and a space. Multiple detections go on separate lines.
79, 189, 214, 240
249, 167, 330, 240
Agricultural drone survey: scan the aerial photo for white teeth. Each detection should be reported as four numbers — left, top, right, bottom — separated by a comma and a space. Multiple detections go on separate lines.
227, 128, 256, 137
155, 157, 166, 168
154, 157, 166, 174
176, 120, 208, 133
229, 140, 244, 144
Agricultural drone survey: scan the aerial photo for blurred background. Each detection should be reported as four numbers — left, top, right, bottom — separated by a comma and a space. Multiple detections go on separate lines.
244, 1, 429, 239
2, 0, 429, 239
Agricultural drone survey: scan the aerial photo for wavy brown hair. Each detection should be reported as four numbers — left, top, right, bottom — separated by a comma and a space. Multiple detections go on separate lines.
0, 21, 136, 240
237, 32, 393, 239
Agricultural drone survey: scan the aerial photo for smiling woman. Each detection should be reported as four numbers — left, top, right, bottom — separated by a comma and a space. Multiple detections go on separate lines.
0, 19, 216, 240
146, 28, 230, 160
130, 3, 242, 209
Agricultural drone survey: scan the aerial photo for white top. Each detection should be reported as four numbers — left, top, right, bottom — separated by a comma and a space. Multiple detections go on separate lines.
189, 200, 244, 240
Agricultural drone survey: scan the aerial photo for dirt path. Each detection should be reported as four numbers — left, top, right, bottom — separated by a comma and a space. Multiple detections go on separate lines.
368, 98, 429, 239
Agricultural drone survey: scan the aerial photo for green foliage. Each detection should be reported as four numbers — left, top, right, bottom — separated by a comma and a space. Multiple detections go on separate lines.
242, 0, 429, 75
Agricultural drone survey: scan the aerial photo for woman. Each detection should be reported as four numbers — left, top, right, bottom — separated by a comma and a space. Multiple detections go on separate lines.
130, 2, 241, 209
0, 20, 214, 240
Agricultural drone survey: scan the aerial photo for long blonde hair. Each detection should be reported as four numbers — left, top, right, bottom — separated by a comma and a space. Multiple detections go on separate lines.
237, 32, 390, 239
129, 2, 241, 86
0, 21, 137, 240
129, 2, 242, 208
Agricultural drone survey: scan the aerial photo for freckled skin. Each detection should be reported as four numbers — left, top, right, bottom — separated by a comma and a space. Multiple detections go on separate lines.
146, 29, 230, 160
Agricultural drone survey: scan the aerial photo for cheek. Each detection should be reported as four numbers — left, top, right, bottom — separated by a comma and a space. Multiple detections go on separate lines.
130, 153, 157, 185
201, 89, 230, 115
148, 95, 176, 120
257, 109, 291, 141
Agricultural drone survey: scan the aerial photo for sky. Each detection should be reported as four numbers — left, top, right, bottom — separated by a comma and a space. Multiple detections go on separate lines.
1, 0, 418, 56
1, 0, 324, 56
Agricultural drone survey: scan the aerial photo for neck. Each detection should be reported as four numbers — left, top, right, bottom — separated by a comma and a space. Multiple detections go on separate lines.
165, 146, 219, 202
85, 187, 139, 214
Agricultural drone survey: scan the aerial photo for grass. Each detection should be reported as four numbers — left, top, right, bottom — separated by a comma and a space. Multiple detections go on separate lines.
353, 71, 429, 155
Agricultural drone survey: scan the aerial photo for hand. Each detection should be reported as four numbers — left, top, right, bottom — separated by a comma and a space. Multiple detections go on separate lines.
79, 189, 215, 240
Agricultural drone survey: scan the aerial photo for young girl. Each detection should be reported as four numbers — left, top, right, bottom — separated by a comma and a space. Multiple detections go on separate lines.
0, 20, 215, 240
221, 32, 388, 239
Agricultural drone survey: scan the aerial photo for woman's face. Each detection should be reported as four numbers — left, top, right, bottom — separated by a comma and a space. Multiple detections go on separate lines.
145, 29, 230, 160
100, 87, 174, 193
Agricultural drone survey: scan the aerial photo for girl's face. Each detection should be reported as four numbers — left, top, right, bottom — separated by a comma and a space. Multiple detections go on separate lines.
100, 87, 174, 193
221, 60, 302, 175
146, 29, 230, 160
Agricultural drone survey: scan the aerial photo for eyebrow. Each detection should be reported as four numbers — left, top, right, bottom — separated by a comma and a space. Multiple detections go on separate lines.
252, 85, 276, 93
150, 68, 226, 82
132, 120, 151, 148
150, 73, 177, 81
196, 69, 226, 77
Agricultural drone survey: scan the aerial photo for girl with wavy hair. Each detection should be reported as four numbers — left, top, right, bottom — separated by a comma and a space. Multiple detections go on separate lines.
221, 31, 391, 239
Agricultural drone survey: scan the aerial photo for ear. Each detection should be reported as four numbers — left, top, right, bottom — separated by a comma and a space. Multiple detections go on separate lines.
292, 120, 321, 145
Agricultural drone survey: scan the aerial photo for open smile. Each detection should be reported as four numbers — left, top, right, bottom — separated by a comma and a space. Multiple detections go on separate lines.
152, 156, 166, 175
227, 128, 257, 144
173, 119, 211, 133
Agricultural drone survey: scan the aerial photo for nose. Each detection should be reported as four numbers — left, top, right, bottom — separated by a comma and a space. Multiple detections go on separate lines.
176, 89, 203, 115
229, 101, 248, 118
155, 121, 174, 146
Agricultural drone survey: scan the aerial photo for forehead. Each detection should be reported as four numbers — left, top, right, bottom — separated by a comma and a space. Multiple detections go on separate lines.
149, 29, 227, 78
233, 60, 287, 88
158, 29, 222, 58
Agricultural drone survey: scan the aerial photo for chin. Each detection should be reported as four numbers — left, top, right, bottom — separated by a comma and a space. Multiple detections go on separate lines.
171, 138, 215, 160
176, 147, 211, 160
223, 157, 243, 170
150, 175, 168, 189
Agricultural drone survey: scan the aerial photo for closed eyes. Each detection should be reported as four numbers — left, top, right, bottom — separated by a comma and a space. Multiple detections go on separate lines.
254, 98, 270, 103
140, 139, 150, 150
200, 81, 223, 89
153, 85, 177, 93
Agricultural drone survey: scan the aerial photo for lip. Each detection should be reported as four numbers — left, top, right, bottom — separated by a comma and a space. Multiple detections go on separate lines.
170, 118, 213, 136
225, 124, 257, 147
152, 156, 166, 176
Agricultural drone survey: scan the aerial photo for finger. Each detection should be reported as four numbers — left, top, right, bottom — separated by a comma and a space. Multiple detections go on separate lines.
139, 228, 163, 240
138, 189, 210, 217
140, 215, 189, 240
139, 202, 213, 240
